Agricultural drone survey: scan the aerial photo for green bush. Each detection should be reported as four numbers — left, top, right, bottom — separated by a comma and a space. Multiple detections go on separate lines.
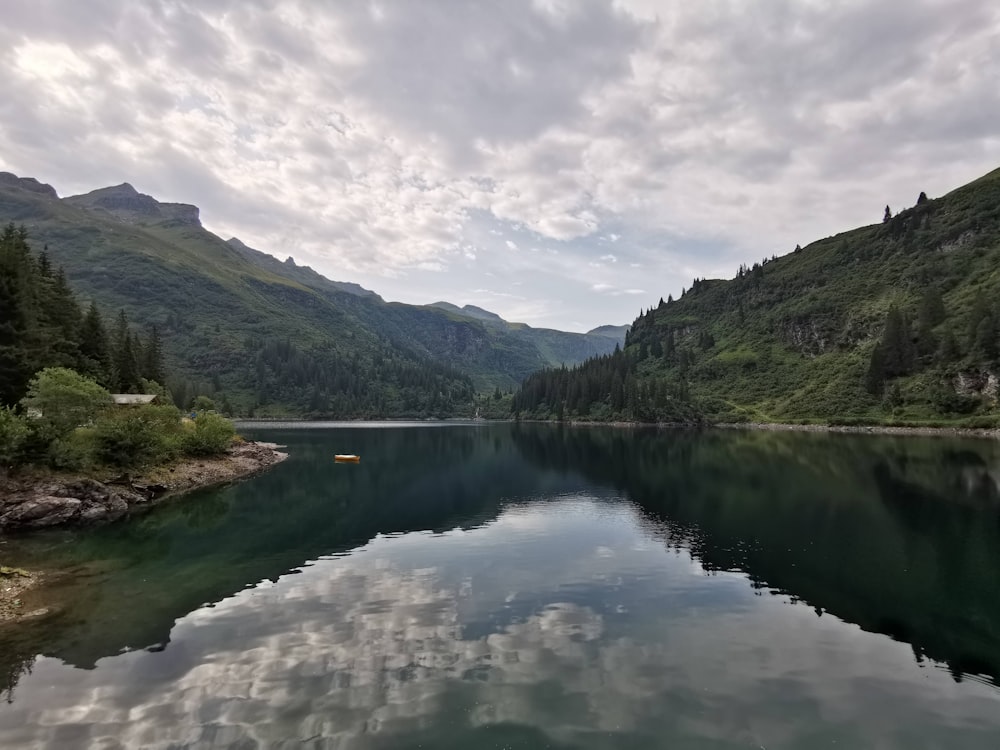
93, 406, 175, 470
190, 395, 216, 412
20, 367, 112, 440
182, 412, 235, 456
0, 407, 29, 468
48, 428, 98, 471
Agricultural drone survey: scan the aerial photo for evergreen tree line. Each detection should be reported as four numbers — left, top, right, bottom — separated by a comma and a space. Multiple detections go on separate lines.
866, 287, 999, 397
0, 223, 166, 408
511, 344, 698, 423
245, 336, 476, 418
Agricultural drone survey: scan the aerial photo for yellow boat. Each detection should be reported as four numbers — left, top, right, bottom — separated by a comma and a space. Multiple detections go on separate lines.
334, 454, 360, 463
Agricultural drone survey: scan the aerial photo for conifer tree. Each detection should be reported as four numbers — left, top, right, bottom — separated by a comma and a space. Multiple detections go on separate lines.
967, 293, 995, 361
0, 224, 31, 406
937, 328, 960, 364
80, 303, 112, 386
879, 307, 914, 377
112, 309, 141, 393
865, 344, 886, 395
141, 325, 165, 385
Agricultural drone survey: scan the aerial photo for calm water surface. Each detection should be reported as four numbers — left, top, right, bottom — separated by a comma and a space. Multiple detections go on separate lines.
2, 423, 1000, 748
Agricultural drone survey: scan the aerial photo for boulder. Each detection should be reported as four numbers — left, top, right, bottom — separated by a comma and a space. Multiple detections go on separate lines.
2, 497, 82, 527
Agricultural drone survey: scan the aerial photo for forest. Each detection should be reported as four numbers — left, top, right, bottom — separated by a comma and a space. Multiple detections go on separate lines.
0, 224, 232, 471
513, 167, 1000, 427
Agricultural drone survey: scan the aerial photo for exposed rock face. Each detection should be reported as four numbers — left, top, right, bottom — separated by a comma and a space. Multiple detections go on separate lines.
0, 172, 59, 199
159, 202, 201, 226
0, 480, 144, 530
937, 230, 976, 254
64, 183, 202, 228
782, 319, 830, 357
0, 442, 286, 533
954, 370, 999, 404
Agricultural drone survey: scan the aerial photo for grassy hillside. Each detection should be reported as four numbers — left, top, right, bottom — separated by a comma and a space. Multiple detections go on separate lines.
1, 180, 473, 416
515, 166, 1000, 425
0, 175, 622, 413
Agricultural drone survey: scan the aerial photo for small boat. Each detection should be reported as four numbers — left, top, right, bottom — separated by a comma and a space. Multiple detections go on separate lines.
334, 454, 360, 463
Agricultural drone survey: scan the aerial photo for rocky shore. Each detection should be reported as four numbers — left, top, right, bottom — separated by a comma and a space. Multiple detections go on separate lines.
0, 440, 288, 533
714, 421, 1000, 439
0, 441, 287, 622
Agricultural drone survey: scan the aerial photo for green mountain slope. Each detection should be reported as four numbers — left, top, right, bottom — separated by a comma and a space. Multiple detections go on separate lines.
515, 166, 1000, 425
223, 241, 623, 390
0, 173, 623, 413
1, 177, 472, 416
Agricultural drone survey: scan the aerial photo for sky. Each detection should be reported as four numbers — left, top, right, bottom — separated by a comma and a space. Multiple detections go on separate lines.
2, 1, 999, 332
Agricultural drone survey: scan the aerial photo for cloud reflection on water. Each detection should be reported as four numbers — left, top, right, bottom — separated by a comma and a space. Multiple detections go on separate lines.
3, 497, 1000, 749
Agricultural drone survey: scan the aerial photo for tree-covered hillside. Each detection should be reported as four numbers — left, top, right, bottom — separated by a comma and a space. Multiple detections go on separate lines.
0, 175, 619, 416
515, 167, 1000, 426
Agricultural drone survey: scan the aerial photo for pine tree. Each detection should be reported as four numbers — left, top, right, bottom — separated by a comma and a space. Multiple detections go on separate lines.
972, 314, 999, 362
866, 344, 886, 395
880, 307, 914, 377
112, 309, 141, 393
915, 288, 946, 362
0, 224, 32, 406
79, 303, 112, 386
40, 266, 83, 370
663, 330, 676, 363
967, 292, 995, 361
937, 328, 960, 364
140, 326, 166, 390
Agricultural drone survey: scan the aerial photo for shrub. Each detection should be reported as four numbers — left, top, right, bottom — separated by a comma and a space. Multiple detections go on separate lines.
0, 407, 29, 468
190, 395, 216, 413
182, 412, 235, 456
48, 428, 98, 471
20, 368, 112, 440
93, 406, 173, 470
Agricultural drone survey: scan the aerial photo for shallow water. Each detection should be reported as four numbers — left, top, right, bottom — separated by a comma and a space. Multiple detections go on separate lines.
2, 423, 1000, 748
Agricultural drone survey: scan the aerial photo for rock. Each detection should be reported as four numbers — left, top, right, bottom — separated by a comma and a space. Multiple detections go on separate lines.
0, 171, 59, 198
3, 497, 82, 527
103, 493, 130, 519
0, 441, 287, 532
79, 505, 112, 523
953, 370, 999, 403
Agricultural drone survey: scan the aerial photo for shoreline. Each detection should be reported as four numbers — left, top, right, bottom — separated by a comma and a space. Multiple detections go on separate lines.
0, 440, 287, 623
0, 440, 288, 534
532, 418, 1000, 439
711, 421, 1000, 440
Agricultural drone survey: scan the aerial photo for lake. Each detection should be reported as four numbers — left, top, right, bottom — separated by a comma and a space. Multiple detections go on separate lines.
2, 423, 1000, 748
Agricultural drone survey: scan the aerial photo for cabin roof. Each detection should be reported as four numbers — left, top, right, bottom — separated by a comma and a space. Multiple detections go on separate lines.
111, 394, 158, 405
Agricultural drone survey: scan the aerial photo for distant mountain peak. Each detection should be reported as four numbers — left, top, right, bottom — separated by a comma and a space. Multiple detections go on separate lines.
108, 182, 138, 195
65, 183, 201, 228
0, 171, 59, 199
587, 324, 630, 339
429, 301, 506, 325
226, 237, 380, 300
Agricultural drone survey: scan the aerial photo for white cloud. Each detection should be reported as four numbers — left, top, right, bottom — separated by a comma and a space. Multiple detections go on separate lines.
1, 0, 999, 329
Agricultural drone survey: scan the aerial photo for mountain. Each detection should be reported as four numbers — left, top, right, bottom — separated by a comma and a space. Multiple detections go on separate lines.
429, 301, 506, 325
514, 166, 1000, 426
587, 324, 630, 340
0, 173, 622, 414
225, 237, 382, 300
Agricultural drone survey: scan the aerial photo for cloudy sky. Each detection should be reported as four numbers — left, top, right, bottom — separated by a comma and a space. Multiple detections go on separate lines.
2, 1, 999, 330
